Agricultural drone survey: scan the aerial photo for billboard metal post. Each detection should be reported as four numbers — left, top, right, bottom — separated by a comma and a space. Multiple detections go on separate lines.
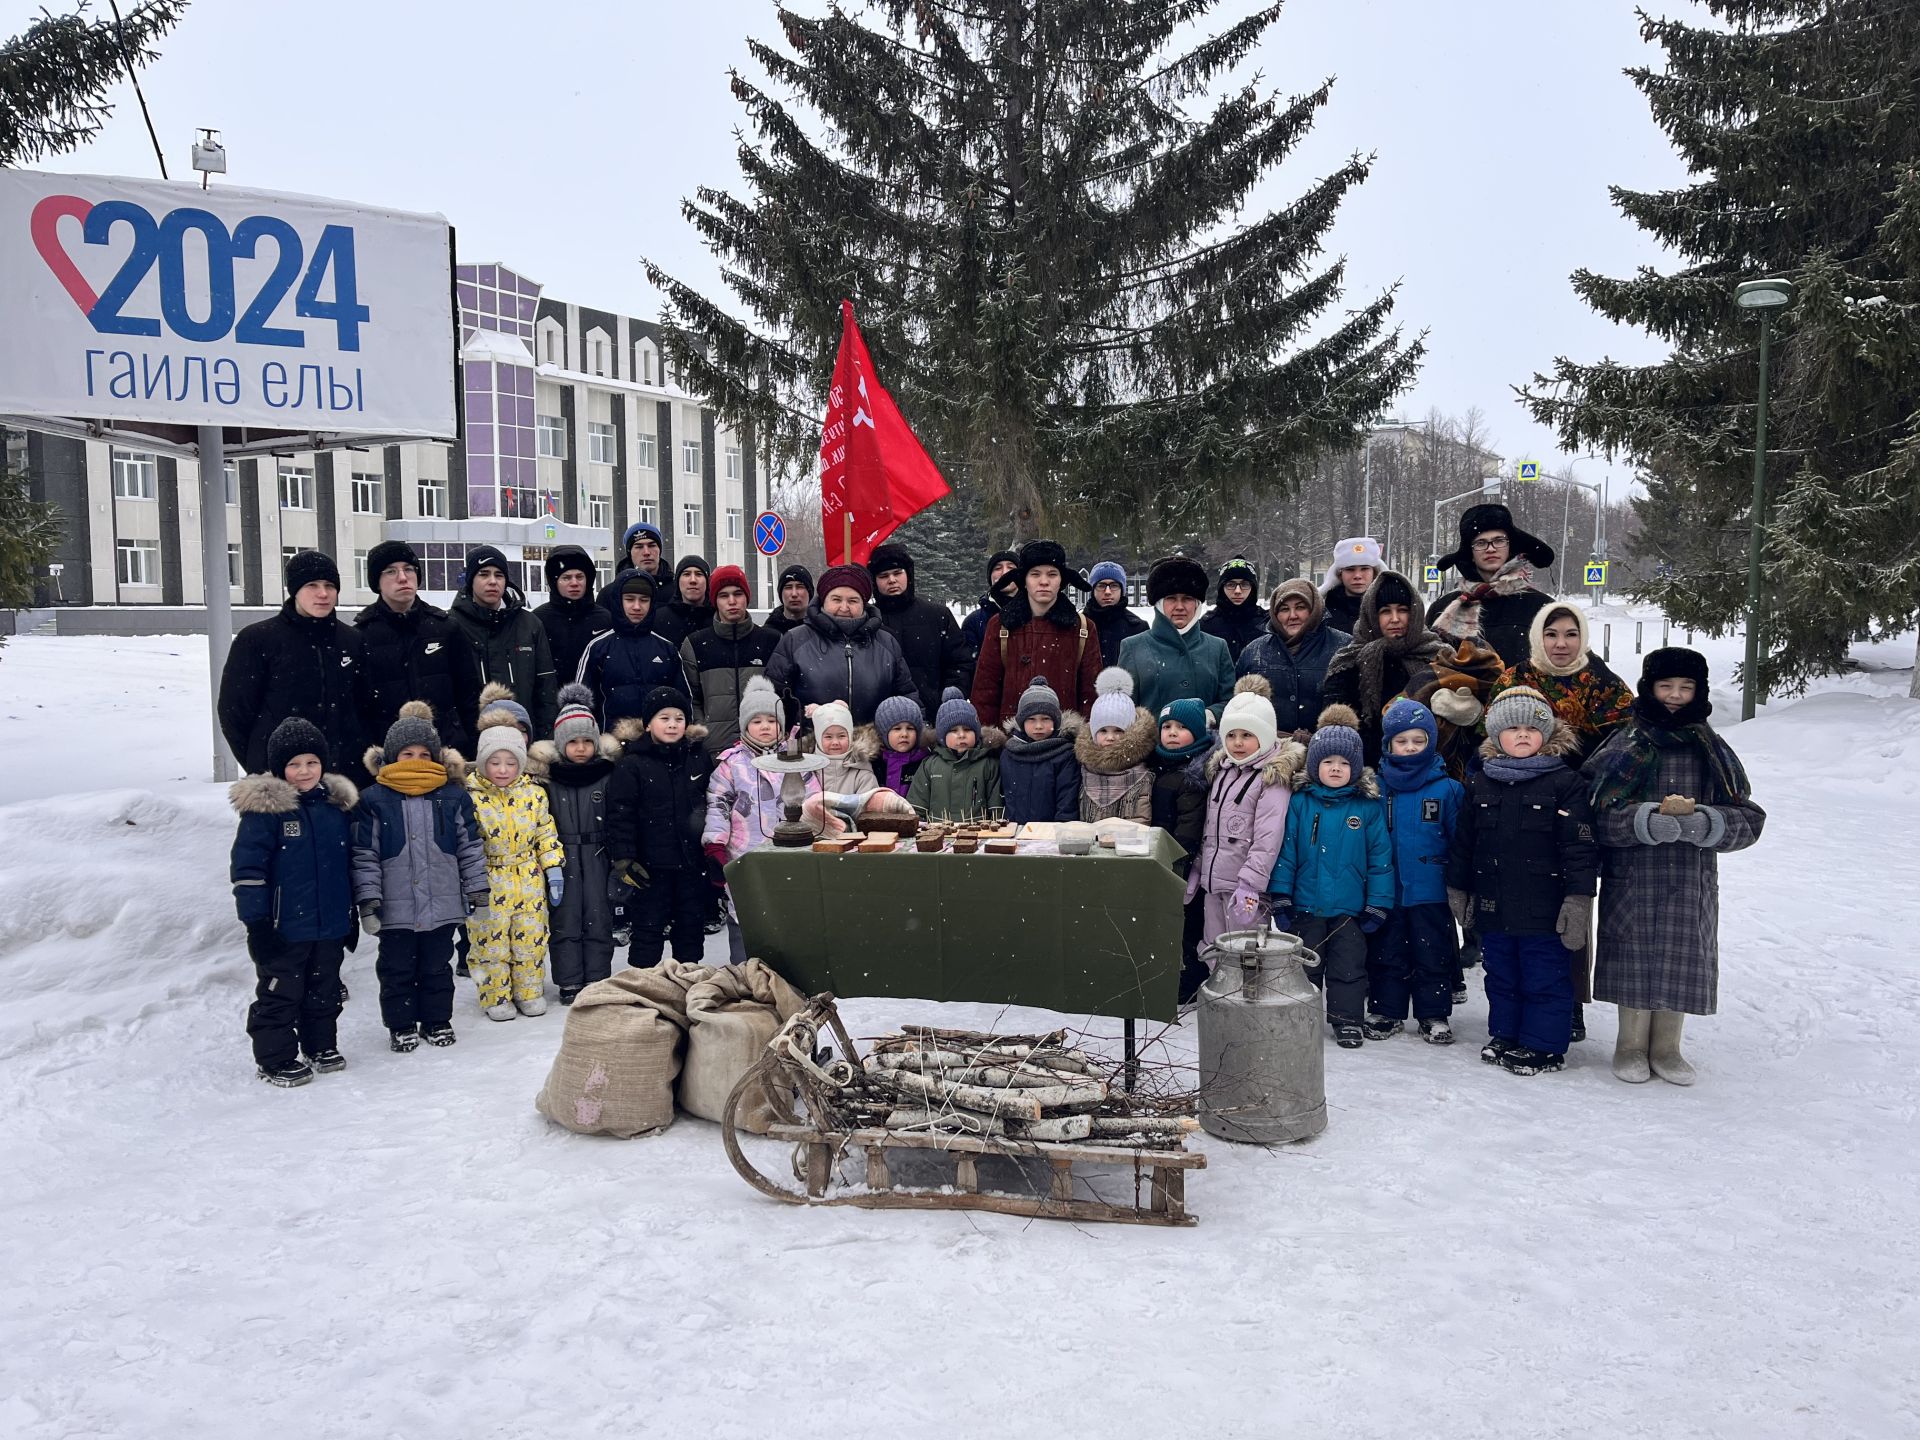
197, 424, 236, 782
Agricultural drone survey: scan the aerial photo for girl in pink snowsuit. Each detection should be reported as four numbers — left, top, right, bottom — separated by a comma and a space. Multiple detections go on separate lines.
1186, 676, 1304, 950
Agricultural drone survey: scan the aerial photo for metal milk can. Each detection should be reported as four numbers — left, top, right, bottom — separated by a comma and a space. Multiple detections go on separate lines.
1196, 928, 1327, 1144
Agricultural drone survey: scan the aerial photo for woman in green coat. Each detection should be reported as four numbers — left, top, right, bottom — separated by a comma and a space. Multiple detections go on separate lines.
1118, 556, 1237, 727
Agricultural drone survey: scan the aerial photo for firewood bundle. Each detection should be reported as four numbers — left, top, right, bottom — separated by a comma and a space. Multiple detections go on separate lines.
852, 1025, 1198, 1149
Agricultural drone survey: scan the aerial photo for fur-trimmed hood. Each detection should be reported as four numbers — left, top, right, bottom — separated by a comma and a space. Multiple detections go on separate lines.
1074, 703, 1158, 772
612, 716, 710, 747
1477, 721, 1582, 762
1291, 766, 1382, 798
527, 733, 622, 781
362, 745, 469, 783
230, 771, 358, 815
851, 722, 933, 764
1204, 736, 1306, 788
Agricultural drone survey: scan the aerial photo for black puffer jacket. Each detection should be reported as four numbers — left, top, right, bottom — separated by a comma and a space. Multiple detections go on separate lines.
354, 598, 481, 759
575, 611, 689, 728
534, 592, 612, 690
1147, 734, 1217, 877
1235, 619, 1346, 736
1085, 598, 1147, 676
1323, 586, 1363, 635
530, 739, 618, 948
872, 558, 970, 723
681, 618, 781, 754
763, 602, 917, 727
654, 598, 715, 652
1199, 586, 1265, 663
218, 602, 368, 782
1446, 747, 1598, 934
446, 594, 559, 737
606, 723, 713, 872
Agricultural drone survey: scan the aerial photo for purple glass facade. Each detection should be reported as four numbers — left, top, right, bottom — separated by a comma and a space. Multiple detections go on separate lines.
457, 264, 547, 520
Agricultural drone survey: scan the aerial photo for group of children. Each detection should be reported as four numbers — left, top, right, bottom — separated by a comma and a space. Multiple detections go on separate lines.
232, 637, 1758, 1091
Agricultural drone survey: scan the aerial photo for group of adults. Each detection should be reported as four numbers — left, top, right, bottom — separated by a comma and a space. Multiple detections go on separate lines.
219, 500, 1599, 802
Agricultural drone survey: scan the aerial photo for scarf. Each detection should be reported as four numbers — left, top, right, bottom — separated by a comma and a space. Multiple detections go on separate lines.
1482, 752, 1564, 784
1326, 629, 1444, 721
379, 758, 448, 795
1380, 747, 1445, 794
1587, 696, 1750, 812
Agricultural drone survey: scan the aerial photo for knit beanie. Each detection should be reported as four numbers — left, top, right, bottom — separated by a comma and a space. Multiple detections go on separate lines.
1306, 703, 1365, 780
366, 539, 419, 584
381, 700, 442, 764
874, 693, 924, 737
738, 676, 784, 731
934, 686, 981, 744
866, 542, 913, 581
1486, 685, 1557, 741
817, 563, 874, 603
462, 544, 512, 594
709, 564, 750, 603
811, 699, 854, 742
618, 570, 657, 599
551, 683, 600, 750
1217, 557, 1259, 591
284, 549, 340, 595
1379, 697, 1438, 755
1088, 560, 1128, 591
1089, 667, 1136, 732
641, 685, 690, 725
1371, 571, 1416, 613
675, 554, 711, 582
1218, 683, 1279, 758
477, 682, 532, 735
621, 520, 664, 555
474, 724, 527, 771
1158, 697, 1207, 742
1014, 676, 1062, 729
267, 716, 329, 774
777, 563, 815, 599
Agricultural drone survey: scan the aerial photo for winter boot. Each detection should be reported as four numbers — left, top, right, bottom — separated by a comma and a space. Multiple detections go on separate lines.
1480, 1035, 1515, 1066
1569, 1004, 1587, 1043
308, 1048, 346, 1073
485, 1001, 518, 1022
1332, 1022, 1365, 1050
421, 1024, 457, 1047
389, 1026, 420, 1053
1498, 1046, 1565, 1077
1648, 1011, 1695, 1086
516, 995, 549, 1017
455, 955, 469, 977
611, 925, 633, 949
1362, 1015, 1403, 1041
1419, 1017, 1454, 1046
1612, 1006, 1653, 1083
258, 1059, 314, 1088
1451, 982, 1470, 1007
559, 986, 582, 1006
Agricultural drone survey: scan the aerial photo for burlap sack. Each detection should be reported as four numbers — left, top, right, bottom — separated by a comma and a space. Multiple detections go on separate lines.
680, 960, 807, 1132
534, 961, 708, 1138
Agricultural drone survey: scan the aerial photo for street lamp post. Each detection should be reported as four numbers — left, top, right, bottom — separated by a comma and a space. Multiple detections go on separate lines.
1554, 473, 1605, 598
1735, 277, 1794, 721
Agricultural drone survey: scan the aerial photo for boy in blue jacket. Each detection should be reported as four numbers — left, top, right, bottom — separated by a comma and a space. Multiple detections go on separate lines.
1268, 704, 1393, 1049
229, 718, 359, 1087
1368, 699, 1464, 1045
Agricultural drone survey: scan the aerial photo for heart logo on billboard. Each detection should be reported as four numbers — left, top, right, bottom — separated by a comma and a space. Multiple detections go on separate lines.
30, 194, 99, 315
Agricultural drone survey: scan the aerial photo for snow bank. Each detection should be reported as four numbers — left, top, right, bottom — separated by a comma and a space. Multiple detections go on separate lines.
0, 633, 1915, 1439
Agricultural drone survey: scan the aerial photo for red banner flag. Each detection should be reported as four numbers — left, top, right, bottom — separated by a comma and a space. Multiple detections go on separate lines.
819, 300, 951, 567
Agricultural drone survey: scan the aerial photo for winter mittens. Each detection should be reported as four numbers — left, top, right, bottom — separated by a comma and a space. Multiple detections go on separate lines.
359, 901, 383, 935
1555, 894, 1593, 951
1636, 805, 1684, 845
545, 868, 565, 907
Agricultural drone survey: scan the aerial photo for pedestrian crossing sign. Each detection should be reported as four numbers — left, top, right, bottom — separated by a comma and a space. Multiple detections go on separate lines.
1423, 564, 1442, 585
1517, 461, 1540, 482
1584, 561, 1608, 586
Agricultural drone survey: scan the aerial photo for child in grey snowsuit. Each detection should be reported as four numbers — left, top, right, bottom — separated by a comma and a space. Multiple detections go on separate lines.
528, 684, 622, 1004
352, 702, 488, 1051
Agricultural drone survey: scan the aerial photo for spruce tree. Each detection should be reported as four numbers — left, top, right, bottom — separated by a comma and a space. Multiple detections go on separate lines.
645, 0, 1422, 547
1522, 0, 1920, 691
0, 1, 185, 167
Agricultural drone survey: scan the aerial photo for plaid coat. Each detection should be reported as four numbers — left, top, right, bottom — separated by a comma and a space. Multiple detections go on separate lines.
1583, 730, 1765, 1014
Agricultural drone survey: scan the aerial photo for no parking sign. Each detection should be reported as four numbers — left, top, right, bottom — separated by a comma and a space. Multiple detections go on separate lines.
753, 510, 786, 557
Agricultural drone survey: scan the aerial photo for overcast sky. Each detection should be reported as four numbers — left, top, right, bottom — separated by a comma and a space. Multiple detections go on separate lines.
9, 0, 1694, 487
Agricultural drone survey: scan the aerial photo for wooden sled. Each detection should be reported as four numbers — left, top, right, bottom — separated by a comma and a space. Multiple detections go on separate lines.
719, 998, 1206, 1227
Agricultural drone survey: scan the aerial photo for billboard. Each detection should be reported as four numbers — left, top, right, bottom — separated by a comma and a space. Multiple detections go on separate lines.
0, 169, 455, 436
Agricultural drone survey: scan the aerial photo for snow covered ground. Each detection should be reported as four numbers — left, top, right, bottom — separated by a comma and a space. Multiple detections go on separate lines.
2, 627, 1917, 1439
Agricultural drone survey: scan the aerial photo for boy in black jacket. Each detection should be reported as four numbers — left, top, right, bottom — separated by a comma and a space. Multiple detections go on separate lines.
607, 685, 714, 968
229, 718, 359, 1087
1149, 697, 1218, 1002
1447, 686, 1598, 1077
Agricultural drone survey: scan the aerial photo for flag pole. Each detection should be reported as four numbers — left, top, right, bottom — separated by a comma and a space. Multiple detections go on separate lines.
843, 510, 854, 569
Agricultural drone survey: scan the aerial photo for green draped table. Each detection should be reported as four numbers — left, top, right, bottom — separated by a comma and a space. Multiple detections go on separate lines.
727, 829, 1188, 1029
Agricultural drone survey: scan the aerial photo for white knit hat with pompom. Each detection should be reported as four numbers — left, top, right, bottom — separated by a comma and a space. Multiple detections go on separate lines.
1089, 666, 1137, 732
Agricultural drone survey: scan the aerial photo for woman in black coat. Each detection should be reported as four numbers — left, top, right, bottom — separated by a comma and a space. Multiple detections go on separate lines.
763, 566, 917, 727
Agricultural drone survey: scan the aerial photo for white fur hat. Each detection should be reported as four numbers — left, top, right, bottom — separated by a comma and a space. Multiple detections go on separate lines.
1321, 535, 1384, 590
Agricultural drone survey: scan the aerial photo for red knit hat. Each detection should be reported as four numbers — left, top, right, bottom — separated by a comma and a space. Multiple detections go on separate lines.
709, 564, 751, 602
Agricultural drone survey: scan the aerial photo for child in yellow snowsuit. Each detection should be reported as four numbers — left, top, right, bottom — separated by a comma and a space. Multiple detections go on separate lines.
466, 724, 565, 1021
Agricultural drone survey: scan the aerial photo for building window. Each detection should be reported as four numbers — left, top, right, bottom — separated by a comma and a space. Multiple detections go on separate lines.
418, 540, 465, 592
635, 432, 657, 470
282, 545, 299, 571
227, 543, 241, 586
223, 461, 238, 506
641, 348, 655, 385
592, 338, 607, 376
587, 421, 616, 466
277, 463, 313, 511
725, 445, 742, 481
115, 539, 157, 586
354, 549, 370, 591
726, 506, 743, 541
682, 438, 701, 475
542, 328, 559, 365
589, 494, 611, 529
636, 497, 658, 528
683, 504, 701, 538
418, 475, 447, 518
537, 414, 567, 459
350, 471, 383, 514
112, 449, 157, 500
